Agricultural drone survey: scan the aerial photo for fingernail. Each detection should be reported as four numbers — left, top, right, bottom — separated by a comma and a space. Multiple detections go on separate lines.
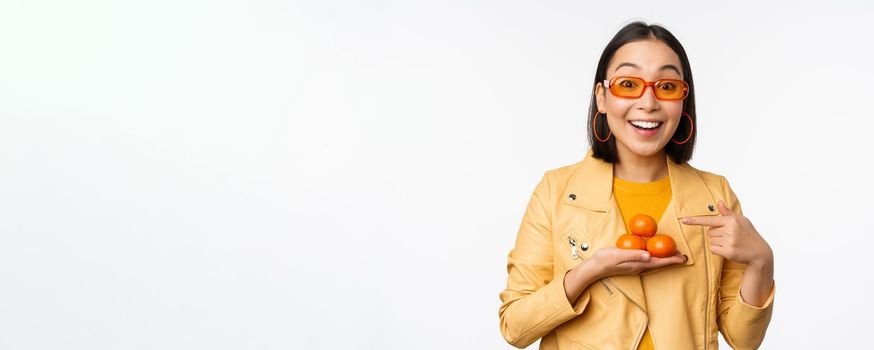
641, 252, 650, 260
681, 218, 689, 224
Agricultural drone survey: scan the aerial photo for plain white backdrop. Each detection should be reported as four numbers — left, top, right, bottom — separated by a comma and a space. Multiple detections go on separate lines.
1, 0, 872, 349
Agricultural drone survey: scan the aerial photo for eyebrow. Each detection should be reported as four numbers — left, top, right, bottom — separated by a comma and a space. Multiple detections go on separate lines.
614, 62, 682, 76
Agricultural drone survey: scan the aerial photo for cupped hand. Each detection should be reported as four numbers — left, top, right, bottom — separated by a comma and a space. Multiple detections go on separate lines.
591, 246, 687, 278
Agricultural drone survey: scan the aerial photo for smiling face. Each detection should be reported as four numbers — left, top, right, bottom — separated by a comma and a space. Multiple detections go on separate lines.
595, 39, 686, 160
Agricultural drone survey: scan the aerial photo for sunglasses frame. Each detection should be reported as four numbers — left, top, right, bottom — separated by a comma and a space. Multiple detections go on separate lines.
602, 76, 689, 101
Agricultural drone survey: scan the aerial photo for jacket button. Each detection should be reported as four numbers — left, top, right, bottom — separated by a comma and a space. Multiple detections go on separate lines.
707, 204, 715, 211
581, 243, 589, 251
568, 194, 577, 201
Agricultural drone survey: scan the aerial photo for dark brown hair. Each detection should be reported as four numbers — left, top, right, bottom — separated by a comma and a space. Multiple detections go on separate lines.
588, 21, 696, 164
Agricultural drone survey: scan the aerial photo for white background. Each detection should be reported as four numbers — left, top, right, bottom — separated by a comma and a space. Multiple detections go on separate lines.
1, 0, 872, 349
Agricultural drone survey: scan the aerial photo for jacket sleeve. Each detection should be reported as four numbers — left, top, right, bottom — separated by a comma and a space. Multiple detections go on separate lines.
716, 177, 776, 350
498, 171, 593, 349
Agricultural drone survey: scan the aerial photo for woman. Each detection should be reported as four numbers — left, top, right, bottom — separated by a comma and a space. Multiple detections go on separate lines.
498, 22, 775, 350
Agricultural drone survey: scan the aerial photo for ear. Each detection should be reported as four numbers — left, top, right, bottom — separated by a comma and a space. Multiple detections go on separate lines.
594, 81, 606, 113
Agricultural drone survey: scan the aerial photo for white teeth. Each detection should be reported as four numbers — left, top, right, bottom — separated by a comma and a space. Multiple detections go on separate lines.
630, 120, 662, 129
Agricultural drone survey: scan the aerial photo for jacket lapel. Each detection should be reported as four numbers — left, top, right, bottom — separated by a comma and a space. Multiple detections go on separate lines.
562, 148, 721, 312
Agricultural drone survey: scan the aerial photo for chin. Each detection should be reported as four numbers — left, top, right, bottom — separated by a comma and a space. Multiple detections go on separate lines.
625, 142, 666, 158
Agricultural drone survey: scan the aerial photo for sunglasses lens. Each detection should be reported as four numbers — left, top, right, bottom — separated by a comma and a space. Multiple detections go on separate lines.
654, 80, 688, 100
610, 77, 645, 97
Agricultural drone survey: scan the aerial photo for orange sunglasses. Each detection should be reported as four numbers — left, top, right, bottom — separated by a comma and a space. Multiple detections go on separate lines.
603, 76, 689, 101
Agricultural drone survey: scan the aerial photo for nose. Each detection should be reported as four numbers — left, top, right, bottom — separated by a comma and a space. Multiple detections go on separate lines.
636, 85, 659, 112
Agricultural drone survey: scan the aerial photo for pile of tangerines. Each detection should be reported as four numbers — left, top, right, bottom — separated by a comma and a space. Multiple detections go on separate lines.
615, 214, 677, 258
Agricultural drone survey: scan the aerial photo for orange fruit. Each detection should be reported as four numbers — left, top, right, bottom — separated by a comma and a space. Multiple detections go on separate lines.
646, 234, 677, 258
615, 234, 647, 250
629, 214, 657, 237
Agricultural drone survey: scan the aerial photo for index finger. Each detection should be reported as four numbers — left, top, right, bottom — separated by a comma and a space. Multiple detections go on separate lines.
681, 215, 728, 227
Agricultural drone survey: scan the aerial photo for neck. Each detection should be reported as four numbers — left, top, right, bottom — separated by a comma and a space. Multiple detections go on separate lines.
613, 145, 668, 183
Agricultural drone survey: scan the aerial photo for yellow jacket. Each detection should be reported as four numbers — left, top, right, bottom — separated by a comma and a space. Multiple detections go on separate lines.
499, 148, 775, 350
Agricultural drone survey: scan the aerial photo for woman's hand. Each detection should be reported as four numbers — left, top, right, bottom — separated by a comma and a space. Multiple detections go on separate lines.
681, 200, 773, 268
563, 246, 686, 305
590, 247, 687, 279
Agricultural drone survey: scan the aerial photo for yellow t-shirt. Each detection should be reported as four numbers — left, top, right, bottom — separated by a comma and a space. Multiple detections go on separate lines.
612, 174, 672, 350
